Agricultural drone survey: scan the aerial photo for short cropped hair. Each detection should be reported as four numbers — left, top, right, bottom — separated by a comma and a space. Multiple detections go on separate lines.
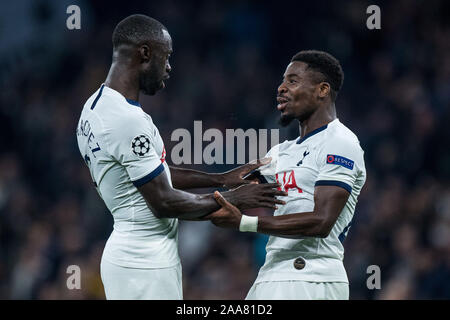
291, 50, 344, 101
112, 14, 167, 49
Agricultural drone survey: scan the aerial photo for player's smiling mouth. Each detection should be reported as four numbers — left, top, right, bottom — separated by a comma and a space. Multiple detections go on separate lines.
277, 96, 290, 111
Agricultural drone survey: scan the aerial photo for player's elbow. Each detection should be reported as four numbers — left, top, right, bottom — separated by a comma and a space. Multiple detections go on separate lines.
315, 220, 334, 238
144, 202, 164, 219
141, 188, 180, 219
308, 219, 333, 238
315, 229, 331, 238
142, 195, 173, 219
152, 202, 175, 219
152, 208, 165, 219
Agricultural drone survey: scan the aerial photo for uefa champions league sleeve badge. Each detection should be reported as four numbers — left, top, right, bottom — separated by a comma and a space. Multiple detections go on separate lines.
131, 135, 152, 157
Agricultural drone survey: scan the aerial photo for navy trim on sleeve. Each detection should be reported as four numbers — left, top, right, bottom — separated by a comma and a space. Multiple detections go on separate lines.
315, 180, 352, 193
132, 163, 165, 187
90, 84, 105, 110
126, 99, 141, 107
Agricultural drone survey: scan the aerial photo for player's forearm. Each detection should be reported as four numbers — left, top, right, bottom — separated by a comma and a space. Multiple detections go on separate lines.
150, 188, 226, 219
257, 212, 331, 239
169, 166, 224, 190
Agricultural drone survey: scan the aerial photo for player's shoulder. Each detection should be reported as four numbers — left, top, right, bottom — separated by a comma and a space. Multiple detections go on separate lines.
94, 85, 140, 114
267, 138, 292, 154
320, 119, 365, 160
316, 120, 366, 173
91, 85, 153, 129
325, 119, 362, 146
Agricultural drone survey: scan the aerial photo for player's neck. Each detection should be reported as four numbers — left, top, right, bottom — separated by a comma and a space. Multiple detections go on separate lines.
299, 103, 336, 138
104, 62, 140, 102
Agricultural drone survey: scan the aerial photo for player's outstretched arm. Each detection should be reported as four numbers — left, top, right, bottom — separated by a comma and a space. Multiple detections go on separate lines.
169, 157, 271, 190
208, 186, 349, 238
137, 170, 287, 220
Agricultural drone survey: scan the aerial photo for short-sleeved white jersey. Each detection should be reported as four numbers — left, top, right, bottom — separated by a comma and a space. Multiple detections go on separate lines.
255, 119, 366, 283
76, 84, 179, 269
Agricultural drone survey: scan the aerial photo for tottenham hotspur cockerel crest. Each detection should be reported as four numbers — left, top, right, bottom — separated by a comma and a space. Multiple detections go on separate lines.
131, 135, 151, 157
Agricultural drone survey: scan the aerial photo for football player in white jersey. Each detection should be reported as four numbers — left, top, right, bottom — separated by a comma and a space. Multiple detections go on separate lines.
76, 14, 286, 300
207, 50, 367, 300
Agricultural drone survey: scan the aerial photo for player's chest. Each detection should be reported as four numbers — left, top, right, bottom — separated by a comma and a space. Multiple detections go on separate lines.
275, 143, 319, 194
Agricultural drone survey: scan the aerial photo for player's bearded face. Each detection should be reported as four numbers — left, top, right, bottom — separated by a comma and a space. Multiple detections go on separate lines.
278, 85, 315, 127
277, 62, 317, 126
279, 96, 316, 126
140, 56, 165, 95
279, 110, 295, 126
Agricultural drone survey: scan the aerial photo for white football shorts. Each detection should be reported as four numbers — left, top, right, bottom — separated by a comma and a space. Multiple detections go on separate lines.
246, 280, 349, 300
100, 259, 182, 300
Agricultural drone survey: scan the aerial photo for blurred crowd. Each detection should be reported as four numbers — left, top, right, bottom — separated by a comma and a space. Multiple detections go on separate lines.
0, 0, 449, 299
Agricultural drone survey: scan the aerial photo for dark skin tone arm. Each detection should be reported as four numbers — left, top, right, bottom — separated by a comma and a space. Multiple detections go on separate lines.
169, 166, 224, 189
168, 158, 270, 190
207, 185, 350, 238
137, 169, 287, 220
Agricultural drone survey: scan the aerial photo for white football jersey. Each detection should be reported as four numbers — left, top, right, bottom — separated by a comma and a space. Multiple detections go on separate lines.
255, 119, 366, 283
76, 84, 179, 269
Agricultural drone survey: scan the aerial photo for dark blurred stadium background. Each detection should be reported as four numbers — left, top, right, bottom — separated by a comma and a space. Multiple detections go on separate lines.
1, 0, 449, 299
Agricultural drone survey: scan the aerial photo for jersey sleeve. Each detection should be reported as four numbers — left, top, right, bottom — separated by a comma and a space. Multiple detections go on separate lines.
104, 112, 164, 188
315, 136, 363, 194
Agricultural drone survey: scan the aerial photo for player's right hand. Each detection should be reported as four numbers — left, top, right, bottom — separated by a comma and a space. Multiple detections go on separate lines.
204, 191, 243, 229
223, 183, 287, 210
220, 157, 272, 189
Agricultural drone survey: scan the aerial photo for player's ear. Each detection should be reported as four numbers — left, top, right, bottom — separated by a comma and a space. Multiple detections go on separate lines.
317, 82, 331, 100
139, 44, 151, 63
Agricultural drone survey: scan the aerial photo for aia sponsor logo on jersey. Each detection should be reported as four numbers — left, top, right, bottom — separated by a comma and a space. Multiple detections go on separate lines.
275, 170, 303, 193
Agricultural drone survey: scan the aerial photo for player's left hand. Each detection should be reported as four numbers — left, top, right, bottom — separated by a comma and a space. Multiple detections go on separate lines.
220, 157, 271, 189
205, 191, 243, 229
